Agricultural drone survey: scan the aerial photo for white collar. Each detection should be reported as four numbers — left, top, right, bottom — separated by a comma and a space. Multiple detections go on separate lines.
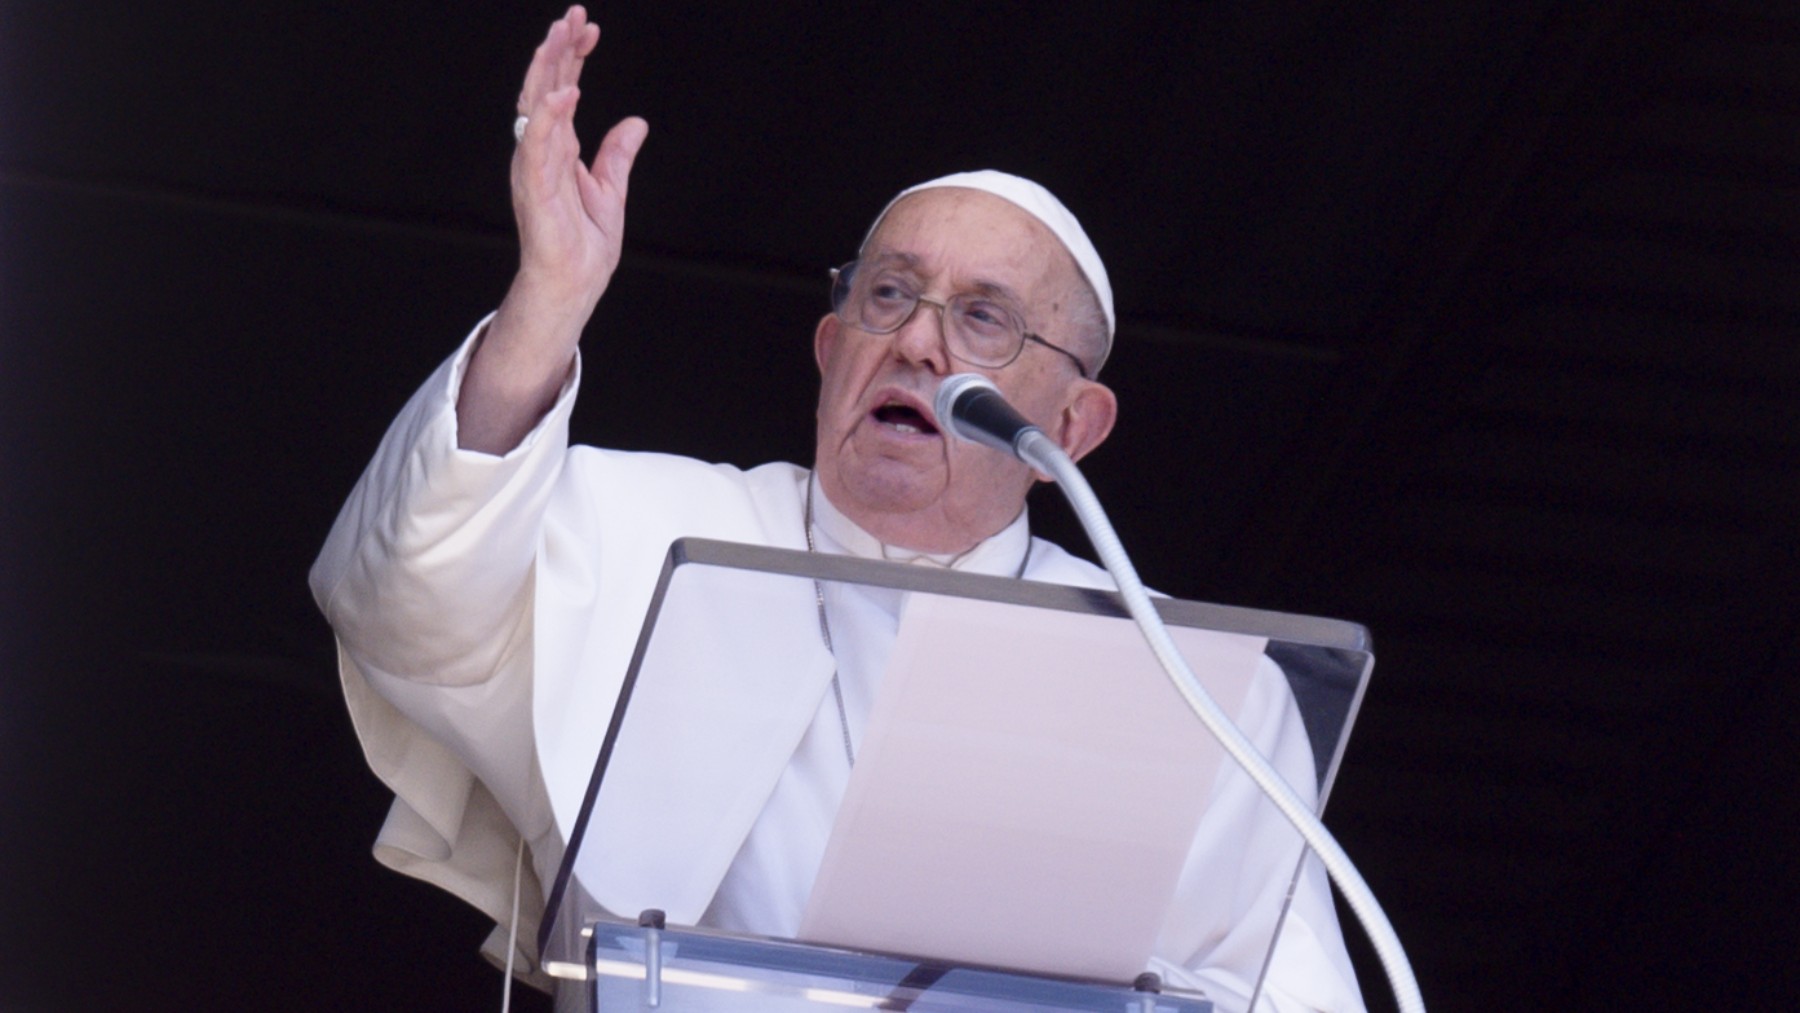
807, 474, 1032, 577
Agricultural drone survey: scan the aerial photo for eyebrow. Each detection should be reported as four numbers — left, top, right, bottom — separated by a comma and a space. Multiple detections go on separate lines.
863, 251, 1028, 306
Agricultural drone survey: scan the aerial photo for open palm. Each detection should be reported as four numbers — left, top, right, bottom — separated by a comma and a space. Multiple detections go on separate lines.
511, 5, 647, 316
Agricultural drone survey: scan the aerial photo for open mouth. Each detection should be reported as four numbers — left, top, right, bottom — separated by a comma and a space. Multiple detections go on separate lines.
872, 401, 939, 436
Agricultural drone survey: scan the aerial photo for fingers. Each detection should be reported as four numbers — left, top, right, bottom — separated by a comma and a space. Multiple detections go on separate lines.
558, 13, 599, 93
518, 6, 598, 117
518, 20, 561, 115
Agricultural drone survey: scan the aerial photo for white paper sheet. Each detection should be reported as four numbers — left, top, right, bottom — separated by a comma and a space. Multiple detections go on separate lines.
798, 590, 1268, 983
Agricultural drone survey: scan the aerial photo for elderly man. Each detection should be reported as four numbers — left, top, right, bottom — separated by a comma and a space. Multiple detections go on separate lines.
311, 7, 1364, 1012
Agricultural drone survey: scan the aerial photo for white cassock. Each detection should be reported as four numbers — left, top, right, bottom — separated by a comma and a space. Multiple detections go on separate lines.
310, 320, 1367, 1013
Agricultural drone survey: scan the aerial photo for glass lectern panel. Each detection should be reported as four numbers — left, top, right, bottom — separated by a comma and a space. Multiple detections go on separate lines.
542, 538, 1372, 1011
583, 921, 1210, 1012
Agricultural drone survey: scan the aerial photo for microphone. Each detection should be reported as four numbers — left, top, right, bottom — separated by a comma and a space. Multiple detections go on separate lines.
935, 386, 1423, 1012
934, 373, 1043, 459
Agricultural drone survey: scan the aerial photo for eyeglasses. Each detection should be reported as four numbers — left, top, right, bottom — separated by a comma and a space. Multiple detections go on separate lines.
829, 259, 1091, 379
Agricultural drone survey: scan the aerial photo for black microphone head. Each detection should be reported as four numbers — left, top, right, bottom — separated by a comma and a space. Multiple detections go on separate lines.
933, 373, 1000, 433
935, 372, 1041, 457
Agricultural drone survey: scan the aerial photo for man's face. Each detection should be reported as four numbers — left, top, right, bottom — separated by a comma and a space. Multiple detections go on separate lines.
812, 188, 1116, 554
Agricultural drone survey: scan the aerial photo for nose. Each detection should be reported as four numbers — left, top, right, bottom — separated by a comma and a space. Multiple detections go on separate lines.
890, 295, 953, 374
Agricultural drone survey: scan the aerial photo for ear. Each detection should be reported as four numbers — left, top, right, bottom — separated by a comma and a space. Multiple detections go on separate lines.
1053, 379, 1118, 465
812, 313, 842, 375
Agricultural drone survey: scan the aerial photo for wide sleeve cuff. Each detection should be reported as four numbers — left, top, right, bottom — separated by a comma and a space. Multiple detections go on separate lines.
438, 312, 584, 462
309, 313, 583, 686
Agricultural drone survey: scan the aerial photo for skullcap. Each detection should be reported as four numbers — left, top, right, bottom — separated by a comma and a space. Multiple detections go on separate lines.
861, 170, 1114, 370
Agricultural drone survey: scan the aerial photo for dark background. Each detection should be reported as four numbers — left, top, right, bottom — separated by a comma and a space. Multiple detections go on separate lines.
4, 2, 1797, 1009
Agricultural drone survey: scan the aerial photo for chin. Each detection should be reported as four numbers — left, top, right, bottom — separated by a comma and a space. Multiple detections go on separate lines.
838, 468, 940, 520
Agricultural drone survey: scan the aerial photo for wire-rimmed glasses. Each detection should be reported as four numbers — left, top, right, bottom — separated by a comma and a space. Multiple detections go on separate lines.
829, 259, 1090, 379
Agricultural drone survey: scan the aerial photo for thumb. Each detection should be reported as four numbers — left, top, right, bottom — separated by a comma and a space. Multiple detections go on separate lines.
592, 116, 649, 196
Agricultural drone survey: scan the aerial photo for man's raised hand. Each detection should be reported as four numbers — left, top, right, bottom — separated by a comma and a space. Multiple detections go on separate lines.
460, 6, 648, 454
511, 5, 647, 315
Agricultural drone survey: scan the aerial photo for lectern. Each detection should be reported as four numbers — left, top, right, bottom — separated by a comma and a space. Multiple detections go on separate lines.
539, 539, 1372, 1012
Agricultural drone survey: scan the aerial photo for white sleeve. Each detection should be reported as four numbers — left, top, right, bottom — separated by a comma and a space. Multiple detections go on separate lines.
306, 316, 580, 977
310, 314, 578, 690
1148, 656, 1367, 1013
